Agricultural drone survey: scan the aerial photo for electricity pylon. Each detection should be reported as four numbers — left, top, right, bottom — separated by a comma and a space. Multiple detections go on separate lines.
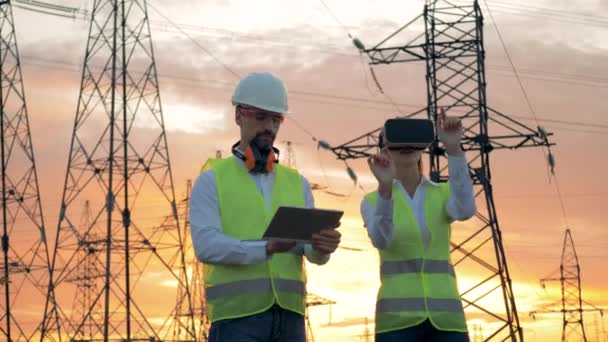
43, 0, 195, 340
171, 180, 209, 341
0, 1, 57, 340
329, 1, 555, 340
306, 293, 335, 342
530, 229, 604, 342
66, 201, 103, 341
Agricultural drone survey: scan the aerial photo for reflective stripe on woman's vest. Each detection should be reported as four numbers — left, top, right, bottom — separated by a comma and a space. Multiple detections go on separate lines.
366, 182, 467, 334
202, 157, 307, 322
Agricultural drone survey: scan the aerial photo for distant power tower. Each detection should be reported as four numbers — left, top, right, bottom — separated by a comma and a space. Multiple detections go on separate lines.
0, 1, 57, 341
66, 200, 103, 341
172, 180, 209, 341
305, 293, 335, 342
530, 229, 604, 342
330, 1, 554, 340
471, 323, 484, 342
42, 0, 195, 341
353, 318, 372, 342
284, 141, 296, 169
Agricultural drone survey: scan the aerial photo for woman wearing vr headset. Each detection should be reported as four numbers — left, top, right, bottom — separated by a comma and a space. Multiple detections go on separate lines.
361, 109, 477, 342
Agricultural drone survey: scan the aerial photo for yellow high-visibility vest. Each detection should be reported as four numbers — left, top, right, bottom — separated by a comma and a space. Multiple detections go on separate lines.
202, 157, 306, 322
366, 183, 467, 334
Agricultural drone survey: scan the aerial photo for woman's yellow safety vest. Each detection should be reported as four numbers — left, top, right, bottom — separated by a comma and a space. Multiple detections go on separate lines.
365, 182, 467, 334
202, 158, 307, 322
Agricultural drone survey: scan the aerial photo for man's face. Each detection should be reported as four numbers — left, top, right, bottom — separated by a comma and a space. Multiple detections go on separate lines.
235, 105, 285, 149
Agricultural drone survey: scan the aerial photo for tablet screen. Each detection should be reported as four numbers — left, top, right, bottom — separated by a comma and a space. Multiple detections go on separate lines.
262, 206, 343, 242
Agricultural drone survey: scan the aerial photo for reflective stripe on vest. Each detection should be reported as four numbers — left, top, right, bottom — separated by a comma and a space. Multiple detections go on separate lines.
205, 278, 305, 301
377, 298, 464, 313
381, 259, 455, 277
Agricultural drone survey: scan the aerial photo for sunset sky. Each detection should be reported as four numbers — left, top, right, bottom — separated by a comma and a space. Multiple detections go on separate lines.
7, 0, 608, 341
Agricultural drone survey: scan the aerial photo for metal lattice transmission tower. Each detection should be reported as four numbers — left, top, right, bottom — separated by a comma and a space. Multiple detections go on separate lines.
472, 323, 484, 342
331, 1, 555, 340
66, 200, 103, 341
0, 1, 56, 341
284, 141, 296, 169
42, 0, 195, 340
171, 180, 209, 341
305, 293, 335, 342
353, 318, 372, 342
531, 229, 604, 342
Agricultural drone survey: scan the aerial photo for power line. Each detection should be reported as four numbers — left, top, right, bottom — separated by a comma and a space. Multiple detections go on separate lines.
19, 55, 608, 138
56, 3, 608, 152
318, 0, 353, 39
115, 20, 608, 84
483, 1, 543, 128
14, 4, 608, 140
147, 2, 337, 143
150, 21, 358, 58
20, 5, 608, 89
483, 0, 570, 230
537, 126, 608, 136
12, 0, 86, 18
19, 1, 608, 61
487, 1, 608, 28
147, 1, 241, 80
488, 63, 608, 84
486, 0, 608, 21
507, 114, 608, 131
24, 49, 608, 114
288, 116, 319, 141
453, 0, 608, 28
490, 69, 608, 90
496, 192, 608, 199
315, 1, 415, 115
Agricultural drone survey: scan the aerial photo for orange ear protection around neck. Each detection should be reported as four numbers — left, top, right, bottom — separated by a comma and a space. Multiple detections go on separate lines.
232, 141, 280, 173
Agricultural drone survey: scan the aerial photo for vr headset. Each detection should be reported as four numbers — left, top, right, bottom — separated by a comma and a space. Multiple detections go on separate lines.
379, 118, 436, 150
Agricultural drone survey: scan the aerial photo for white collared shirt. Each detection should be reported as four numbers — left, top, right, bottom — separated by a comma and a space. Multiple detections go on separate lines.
189, 156, 329, 265
360, 155, 477, 250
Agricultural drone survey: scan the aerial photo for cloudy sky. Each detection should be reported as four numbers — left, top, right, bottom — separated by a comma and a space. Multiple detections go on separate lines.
6, 0, 608, 340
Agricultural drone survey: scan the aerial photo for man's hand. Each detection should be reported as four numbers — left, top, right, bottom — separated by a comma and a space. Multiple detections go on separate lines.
312, 229, 341, 255
266, 240, 296, 256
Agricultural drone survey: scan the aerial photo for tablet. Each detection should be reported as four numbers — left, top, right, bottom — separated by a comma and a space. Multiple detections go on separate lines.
262, 206, 343, 243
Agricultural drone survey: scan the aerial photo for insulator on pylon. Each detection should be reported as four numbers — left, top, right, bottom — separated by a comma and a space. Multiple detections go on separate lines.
538, 126, 548, 139
548, 152, 556, 174
318, 140, 332, 150
353, 37, 365, 51
347, 166, 358, 184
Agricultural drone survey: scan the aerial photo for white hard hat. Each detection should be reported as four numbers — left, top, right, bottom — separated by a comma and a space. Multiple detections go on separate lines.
231, 72, 289, 114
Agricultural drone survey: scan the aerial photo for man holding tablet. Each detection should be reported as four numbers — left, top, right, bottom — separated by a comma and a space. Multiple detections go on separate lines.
189, 72, 341, 342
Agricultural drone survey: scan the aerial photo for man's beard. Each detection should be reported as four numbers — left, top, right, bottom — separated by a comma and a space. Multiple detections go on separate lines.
252, 130, 275, 149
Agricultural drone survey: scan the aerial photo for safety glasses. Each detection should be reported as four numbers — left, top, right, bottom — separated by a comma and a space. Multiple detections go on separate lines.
238, 106, 285, 124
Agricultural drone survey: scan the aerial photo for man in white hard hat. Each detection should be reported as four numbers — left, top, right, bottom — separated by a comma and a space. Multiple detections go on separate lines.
190, 72, 342, 342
